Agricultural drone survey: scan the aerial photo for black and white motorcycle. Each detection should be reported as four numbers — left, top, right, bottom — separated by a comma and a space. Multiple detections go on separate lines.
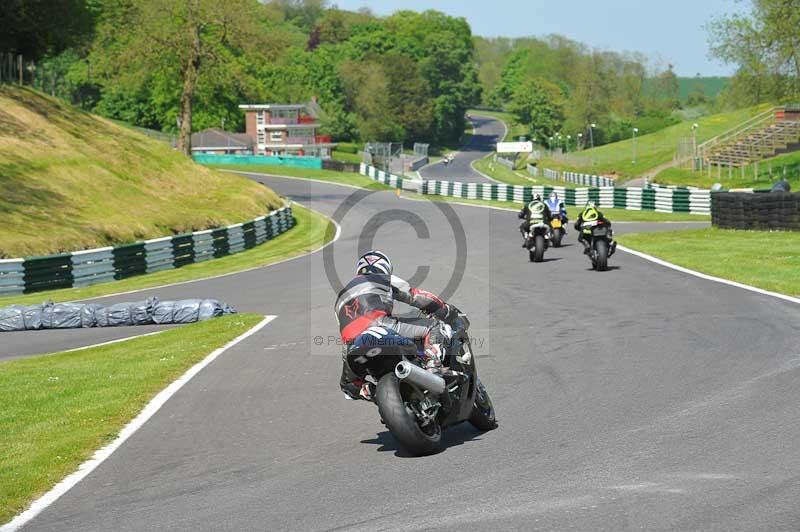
346, 312, 497, 456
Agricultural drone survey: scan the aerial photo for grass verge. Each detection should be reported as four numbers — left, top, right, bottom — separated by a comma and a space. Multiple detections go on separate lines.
654, 150, 800, 190
412, 194, 710, 221
0, 87, 282, 258
0, 313, 265, 526
618, 228, 800, 296
204, 163, 390, 190
0, 205, 334, 307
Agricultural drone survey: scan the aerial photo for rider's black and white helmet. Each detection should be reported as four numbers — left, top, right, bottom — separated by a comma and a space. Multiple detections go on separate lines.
356, 250, 393, 276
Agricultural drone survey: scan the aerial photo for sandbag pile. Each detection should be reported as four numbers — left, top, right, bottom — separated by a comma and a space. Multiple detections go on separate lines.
0, 298, 235, 332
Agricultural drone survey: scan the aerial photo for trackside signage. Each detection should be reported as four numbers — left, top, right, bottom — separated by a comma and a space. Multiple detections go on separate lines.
497, 141, 533, 153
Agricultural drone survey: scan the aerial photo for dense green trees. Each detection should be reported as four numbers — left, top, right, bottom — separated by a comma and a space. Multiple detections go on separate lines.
475, 35, 683, 147
708, 0, 800, 106
5, 0, 480, 150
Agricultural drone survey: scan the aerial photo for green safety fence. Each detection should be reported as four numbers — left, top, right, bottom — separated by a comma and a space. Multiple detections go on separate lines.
194, 154, 323, 169
0, 205, 295, 296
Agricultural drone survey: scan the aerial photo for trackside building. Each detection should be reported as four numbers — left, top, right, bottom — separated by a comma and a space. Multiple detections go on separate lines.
239, 103, 335, 159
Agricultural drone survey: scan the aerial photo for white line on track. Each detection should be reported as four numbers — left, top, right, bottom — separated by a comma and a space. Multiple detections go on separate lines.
399, 194, 796, 306
0, 314, 278, 532
617, 245, 800, 306
71, 204, 341, 303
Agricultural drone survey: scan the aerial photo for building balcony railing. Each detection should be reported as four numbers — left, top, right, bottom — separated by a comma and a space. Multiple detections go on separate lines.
268, 117, 298, 125
286, 136, 316, 145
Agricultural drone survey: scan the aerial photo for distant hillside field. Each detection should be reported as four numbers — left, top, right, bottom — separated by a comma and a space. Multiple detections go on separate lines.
0, 87, 282, 258
538, 103, 772, 178
642, 77, 729, 102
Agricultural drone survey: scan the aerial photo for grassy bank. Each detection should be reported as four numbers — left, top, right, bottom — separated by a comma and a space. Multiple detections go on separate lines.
0, 313, 264, 526
654, 150, 800, 190
0, 205, 334, 307
205, 164, 390, 190
0, 87, 282, 258
537, 103, 773, 178
618, 228, 799, 296
414, 194, 710, 221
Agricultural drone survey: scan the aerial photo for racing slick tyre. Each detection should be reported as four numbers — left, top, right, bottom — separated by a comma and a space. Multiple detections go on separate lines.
533, 235, 545, 263
552, 229, 563, 248
594, 239, 609, 271
468, 378, 498, 431
376, 373, 441, 456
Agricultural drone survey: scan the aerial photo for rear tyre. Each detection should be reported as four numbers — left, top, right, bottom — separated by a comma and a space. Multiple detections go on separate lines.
468, 378, 498, 431
533, 235, 545, 262
376, 373, 441, 456
594, 239, 608, 271
552, 229, 563, 247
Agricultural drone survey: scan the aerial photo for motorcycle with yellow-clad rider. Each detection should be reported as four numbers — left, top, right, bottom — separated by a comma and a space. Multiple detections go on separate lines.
574, 202, 617, 271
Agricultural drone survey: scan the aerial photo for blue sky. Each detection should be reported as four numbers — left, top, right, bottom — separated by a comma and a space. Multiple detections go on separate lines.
332, 0, 750, 76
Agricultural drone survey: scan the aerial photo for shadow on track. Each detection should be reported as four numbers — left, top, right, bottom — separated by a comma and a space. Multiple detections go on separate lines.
361, 423, 489, 457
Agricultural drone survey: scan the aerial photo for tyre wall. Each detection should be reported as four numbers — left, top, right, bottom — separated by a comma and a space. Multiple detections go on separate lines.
711, 192, 800, 230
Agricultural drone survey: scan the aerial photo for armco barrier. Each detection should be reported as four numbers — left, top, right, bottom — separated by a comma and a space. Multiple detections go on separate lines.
2, 205, 294, 295
359, 164, 709, 215
193, 154, 322, 169
712, 192, 800, 230
538, 167, 616, 187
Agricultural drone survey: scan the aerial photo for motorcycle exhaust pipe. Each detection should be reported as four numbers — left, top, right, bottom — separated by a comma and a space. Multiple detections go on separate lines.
395, 360, 446, 396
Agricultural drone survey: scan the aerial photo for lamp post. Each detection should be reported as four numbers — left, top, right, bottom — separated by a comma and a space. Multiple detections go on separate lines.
589, 123, 596, 149
577, 132, 583, 150
566, 135, 571, 153
632, 127, 639, 165
691, 123, 699, 170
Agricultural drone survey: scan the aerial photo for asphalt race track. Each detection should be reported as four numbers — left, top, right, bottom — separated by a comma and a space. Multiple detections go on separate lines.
419, 114, 506, 182
9, 165, 800, 531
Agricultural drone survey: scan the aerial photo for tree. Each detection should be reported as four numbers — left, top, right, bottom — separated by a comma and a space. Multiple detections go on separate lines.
507, 78, 565, 139
0, 0, 97, 60
91, 0, 270, 155
708, 0, 800, 104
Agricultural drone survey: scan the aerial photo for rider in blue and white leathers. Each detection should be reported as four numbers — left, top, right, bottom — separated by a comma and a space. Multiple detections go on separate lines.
544, 191, 568, 232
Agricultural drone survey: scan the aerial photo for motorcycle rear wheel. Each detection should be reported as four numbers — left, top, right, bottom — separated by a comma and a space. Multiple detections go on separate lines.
468, 378, 498, 431
594, 239, 609, 271
376, 373, 442, 456
533, 235, 545, 262
552, 228, 563, 247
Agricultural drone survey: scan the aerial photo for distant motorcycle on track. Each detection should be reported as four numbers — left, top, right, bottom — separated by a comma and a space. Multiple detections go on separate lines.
581, 219, 616, 271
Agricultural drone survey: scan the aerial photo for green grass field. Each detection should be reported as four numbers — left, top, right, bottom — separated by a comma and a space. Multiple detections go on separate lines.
538, 103, 773, 179
0, 87, 282, 258
654, 150, 800, 190
618, 228, 799, 296
414, 193, 710, 221
0, 205, 334, 307
0, 313, 264, 526
331, 149, 363, 164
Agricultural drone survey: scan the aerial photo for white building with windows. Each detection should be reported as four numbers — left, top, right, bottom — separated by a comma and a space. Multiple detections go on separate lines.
240, 103, 335, 159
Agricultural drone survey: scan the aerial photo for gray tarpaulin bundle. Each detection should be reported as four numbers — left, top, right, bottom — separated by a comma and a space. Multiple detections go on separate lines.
0, 298, 235, 332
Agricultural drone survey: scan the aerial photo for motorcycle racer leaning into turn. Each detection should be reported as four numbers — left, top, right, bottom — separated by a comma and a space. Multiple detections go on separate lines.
517, 194, 551, 248
335, 251, 460, 401
574, 201, 617, 255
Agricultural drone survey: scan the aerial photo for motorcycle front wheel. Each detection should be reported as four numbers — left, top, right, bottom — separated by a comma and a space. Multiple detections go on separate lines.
376, 373, 442, 456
